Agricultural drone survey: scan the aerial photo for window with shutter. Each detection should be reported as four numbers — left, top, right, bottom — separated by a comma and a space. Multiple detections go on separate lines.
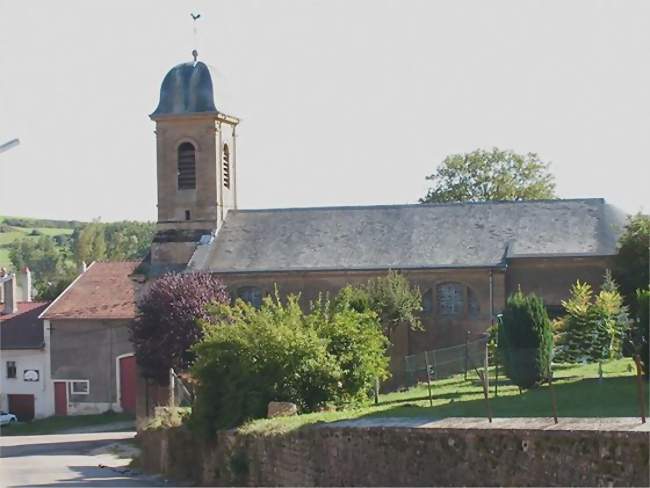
223, 143, 230, 189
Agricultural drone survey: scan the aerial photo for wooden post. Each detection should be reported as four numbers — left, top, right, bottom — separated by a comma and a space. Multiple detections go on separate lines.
548, 367, 558, 424
374, 377, 379, 405
494, 346, 499, 398
481, 343, 492, 422
424, 352, 434, 407
464, 330, 470, 381
494, 317, 500, 397
633, 355, 646, 424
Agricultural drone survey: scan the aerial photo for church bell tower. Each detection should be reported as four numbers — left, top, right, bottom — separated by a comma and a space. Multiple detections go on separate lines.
149, 52, 239, 267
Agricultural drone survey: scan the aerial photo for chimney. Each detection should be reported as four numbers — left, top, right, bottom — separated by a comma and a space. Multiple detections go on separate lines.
78, 261, 87, 274
17, 267, 32, 302
0, 267, 6, 304
3, 274, 18, 315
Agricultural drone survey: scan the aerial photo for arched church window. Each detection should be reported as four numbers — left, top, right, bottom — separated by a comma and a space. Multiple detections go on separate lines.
223, 143, 231, 189
177, 142, 196, 190
436, 282, 464, 316
237, 286, 263, 308
422, 289, 433, 314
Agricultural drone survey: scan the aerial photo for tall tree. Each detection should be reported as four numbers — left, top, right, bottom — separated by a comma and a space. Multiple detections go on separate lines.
612, 213, 650, 313
420, 147, 556, 203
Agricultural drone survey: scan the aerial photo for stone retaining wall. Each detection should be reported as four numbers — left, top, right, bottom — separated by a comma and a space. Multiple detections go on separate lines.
138, 419, 650, 486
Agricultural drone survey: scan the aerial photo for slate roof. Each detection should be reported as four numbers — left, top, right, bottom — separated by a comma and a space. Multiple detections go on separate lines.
40, 261, 140, 320
151, 61, 218, 118
199, 198, 626, 273
1, 302, 48, 350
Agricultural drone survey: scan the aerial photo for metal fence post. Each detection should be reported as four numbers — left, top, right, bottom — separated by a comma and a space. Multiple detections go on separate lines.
424, 352, 434, 407
548, 365, 558, 424
475, 342, 493, 423
464, 330, 470, 381
634, 355, 646, 424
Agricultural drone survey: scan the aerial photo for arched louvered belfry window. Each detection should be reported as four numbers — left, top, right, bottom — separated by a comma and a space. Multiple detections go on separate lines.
222, 143, 231, 189
177, 142, 196, 190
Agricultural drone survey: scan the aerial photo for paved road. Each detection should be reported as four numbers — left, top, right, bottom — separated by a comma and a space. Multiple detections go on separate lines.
0, 431, 162, 487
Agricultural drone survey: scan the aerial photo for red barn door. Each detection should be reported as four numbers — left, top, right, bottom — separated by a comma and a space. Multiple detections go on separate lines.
8, 394, 34, 421
119, 355, 136, 414
54, 382, 67, 416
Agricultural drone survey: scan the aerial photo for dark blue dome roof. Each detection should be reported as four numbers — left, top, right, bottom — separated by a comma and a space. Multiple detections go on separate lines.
151, 61, 218, 117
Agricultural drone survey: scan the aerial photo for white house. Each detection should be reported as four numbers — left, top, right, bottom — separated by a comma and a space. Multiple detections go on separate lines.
0, 269, 54, 420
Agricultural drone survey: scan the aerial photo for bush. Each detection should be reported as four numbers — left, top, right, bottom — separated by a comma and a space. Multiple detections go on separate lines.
334, 270, 422, 339
498, 290, 553, 389
190, 293, 389, 434
636, 289, 649, 378
310, 297, 390, 403
554, 273, 631, 363
130, 272, 229, 384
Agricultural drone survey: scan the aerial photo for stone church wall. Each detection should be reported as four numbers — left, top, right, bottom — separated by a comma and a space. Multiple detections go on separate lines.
506, 256, 613, 310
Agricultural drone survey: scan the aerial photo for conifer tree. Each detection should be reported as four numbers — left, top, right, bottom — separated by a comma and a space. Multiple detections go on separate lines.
498, 290, 553, 389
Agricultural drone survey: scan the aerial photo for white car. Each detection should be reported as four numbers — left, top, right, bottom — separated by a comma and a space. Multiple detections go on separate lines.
0, 411, 18, 426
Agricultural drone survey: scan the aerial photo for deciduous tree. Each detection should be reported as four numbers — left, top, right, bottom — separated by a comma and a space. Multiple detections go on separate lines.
130, 272, 230, 384
420, 147, 556, 203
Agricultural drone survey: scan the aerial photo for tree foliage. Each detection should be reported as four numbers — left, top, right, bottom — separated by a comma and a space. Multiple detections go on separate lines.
612, 213, 650, 314
553, 273, 631, 363
190, 292, 389, 434
420, 147, 556, 203
334, 270, 422, 338
72, 223, 106, 264
8, 236, 77, 300
635, 289, 649, 379
130, 272, 230, 384
498, 290, 553, 389
72, 221, 155, 264
7, 220, 155, 300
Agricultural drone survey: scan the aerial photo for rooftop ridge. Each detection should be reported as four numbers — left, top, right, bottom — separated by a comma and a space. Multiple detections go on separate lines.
232, 198, 607, 214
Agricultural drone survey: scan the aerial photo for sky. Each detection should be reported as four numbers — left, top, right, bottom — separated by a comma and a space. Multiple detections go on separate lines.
1, 0, 648, 222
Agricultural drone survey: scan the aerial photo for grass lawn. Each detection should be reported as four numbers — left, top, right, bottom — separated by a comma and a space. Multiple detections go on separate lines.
0, 412, 134, 436
242, 358, 648, 435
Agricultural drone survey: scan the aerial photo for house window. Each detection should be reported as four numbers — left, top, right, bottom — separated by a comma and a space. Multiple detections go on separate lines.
6, 361, 16, 379
223, 143, 231, 189
70, 380, 90, 395
422, 289, 433, 314
437, 283, 465, 316
237, 286, 263, 308
177, 142, 196, 190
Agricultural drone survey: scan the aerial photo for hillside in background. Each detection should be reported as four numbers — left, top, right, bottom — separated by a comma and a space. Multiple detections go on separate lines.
0, 216, 80, 269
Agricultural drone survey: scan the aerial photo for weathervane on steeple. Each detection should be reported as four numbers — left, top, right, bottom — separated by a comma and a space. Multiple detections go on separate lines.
191, 13, 201, 64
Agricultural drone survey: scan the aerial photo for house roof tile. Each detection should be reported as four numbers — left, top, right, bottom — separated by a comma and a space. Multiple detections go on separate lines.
40, 261, 141, 320
197, 198, 626, 273
0, 302, 49, 349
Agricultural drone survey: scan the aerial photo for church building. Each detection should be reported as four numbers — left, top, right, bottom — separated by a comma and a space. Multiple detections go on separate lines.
146, 53, 626, 361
